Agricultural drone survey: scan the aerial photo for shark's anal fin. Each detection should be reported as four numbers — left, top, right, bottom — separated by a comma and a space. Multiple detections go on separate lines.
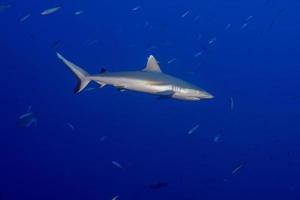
118, 88, 126, 92
143, 55, 162, 73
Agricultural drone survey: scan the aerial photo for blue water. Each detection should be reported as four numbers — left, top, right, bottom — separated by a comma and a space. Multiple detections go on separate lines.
1, 0, 300, 199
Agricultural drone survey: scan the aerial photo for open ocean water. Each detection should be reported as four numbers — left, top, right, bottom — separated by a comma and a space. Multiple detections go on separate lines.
1, 0, 300, 199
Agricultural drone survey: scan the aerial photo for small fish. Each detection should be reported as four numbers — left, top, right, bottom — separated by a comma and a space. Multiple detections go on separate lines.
225, 23, 231, 30
67, 123, 75, 131
193, 15, 200, 22
181, 11, 190, 18
230, 97, 234, 110
20, 14, 31, 22
240, 23, 248, 30
17, 106, 38, 128
246, 15, 253, 21
99, 136, 108, 142
0, 4, 12, 12
112, 195, 119, 200
167, 58, 176, 64
232, 164, 244, 175
74, 10, 84, 15
188, 124, 199, 135
194, 52, 202, 57
208, 37, 216, 45
132, 6, 141, 11
214, 135, 221, 143
41, 6, 61, 16
112, 161, 123, 169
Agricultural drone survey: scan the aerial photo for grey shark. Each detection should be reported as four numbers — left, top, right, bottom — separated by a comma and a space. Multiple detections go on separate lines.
57, 53, 213, 101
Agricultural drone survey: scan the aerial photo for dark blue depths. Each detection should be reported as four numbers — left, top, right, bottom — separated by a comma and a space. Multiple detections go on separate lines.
0, 0, 300, 199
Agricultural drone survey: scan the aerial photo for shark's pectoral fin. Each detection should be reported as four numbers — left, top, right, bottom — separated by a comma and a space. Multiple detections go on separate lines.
97, 81, 106, 88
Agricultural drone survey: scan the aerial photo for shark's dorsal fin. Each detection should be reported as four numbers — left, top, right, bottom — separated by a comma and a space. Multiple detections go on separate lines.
143, 55, 162, 73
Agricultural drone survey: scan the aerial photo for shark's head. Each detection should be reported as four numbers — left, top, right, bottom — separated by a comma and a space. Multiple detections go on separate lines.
172, 86, 214, 101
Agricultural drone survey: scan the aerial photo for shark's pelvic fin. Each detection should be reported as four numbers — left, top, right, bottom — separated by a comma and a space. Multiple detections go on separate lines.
56, 52, 91, 94
143, 55, 162, 73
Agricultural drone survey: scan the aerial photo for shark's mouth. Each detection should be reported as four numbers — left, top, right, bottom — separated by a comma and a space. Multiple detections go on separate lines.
173, 95, 201, 101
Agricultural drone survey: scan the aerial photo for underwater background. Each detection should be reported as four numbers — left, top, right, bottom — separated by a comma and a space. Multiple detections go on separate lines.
1, 0, 300, 199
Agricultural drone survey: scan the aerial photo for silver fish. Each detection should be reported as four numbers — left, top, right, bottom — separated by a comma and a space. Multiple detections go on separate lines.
41, 6, 61, 16
57, 53, 213, 101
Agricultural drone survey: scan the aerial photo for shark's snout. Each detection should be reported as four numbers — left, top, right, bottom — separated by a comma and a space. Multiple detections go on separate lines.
199, 91, 214, 99
204, 93, 214, 99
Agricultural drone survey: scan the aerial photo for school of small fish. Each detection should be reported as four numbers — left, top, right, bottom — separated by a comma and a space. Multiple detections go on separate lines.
5, 2, 266, 197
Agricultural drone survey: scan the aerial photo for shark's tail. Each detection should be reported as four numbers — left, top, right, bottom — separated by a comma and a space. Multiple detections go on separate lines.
56, 52, 91, 94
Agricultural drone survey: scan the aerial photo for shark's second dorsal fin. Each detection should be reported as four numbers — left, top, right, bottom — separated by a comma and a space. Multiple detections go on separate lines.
143, 55, 162, 73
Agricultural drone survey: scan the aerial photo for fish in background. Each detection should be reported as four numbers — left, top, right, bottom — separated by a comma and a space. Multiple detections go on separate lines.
74, 10, 84, 15
112, 161, 123, 169
208, 37, 217, 45
17, 106, 38, 128
132, 6, 141, 11
111, 195, 119, 200
0, 4, 12, 12
167, 58, 176, 64
181, 10, 190, 18
232, 162, 246, 175
188, 124, 200, 135
213, 134, 221, 143
225, 23, 232, 30
66, 123, 75, 131
20, 14, 31, 22
41, 6, 61, 16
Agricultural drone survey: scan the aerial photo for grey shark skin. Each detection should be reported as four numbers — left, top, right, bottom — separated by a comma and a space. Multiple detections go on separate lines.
56, 53, 213, 101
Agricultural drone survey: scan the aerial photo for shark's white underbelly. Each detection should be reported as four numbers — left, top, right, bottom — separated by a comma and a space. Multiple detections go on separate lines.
94, 76, 172, 94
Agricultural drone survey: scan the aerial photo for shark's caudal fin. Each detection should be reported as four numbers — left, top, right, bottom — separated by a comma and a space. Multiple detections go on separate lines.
56, 52, 91, 94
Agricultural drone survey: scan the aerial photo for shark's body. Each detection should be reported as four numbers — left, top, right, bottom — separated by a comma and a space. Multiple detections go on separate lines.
57, 53, 213, 101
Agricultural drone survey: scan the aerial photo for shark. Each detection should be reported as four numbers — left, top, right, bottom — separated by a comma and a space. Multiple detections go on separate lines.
57, 53, 213, 101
